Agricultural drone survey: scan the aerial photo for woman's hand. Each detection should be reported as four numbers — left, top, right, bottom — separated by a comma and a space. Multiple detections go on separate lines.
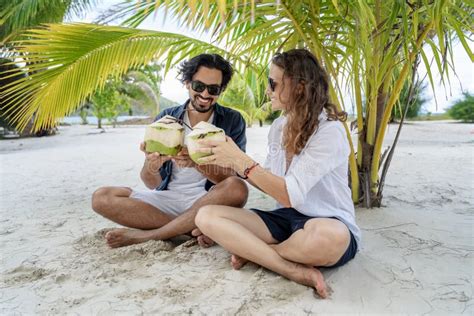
196, 136, 250, 171
173, 146, 196, 168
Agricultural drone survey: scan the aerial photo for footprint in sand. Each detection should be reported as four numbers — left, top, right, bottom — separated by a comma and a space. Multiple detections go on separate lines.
73, 229, 177, 265
3, 265, 51, 286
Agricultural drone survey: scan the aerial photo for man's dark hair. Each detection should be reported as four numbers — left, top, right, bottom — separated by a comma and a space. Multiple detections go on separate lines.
177, 54, 233, 91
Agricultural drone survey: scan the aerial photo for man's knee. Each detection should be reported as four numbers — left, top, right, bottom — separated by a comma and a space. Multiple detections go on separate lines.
91, 187, 113, 214
218, 176, 249, 207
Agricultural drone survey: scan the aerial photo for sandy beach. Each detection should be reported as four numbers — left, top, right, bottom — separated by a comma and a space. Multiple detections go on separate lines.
1, 120, 473, 314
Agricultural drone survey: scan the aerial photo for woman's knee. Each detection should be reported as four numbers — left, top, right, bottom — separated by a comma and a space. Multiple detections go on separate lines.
302, 221, 350, 265
195, 205, 222, 231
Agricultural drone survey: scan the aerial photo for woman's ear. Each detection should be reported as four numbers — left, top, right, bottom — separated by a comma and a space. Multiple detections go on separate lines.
296, 82, 304, 95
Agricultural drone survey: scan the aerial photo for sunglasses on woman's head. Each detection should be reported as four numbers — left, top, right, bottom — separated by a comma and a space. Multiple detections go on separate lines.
268, 77, 278, 91
191, 80, 222, 96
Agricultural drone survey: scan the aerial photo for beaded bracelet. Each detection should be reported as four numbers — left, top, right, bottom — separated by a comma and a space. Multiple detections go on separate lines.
236, 162, 260, 179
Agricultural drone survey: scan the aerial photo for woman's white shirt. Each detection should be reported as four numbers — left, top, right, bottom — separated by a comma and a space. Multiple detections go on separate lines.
263, 112, 361, 247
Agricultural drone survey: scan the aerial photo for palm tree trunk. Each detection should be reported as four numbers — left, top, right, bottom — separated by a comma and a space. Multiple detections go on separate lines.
370, 21, 434, 196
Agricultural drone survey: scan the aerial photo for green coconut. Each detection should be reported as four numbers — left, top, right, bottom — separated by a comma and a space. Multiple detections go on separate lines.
186, 121, 226, 163
144, 115, 184, 156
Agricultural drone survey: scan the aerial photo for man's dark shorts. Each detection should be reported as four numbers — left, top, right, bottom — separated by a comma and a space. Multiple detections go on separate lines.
251, 207, 357, 268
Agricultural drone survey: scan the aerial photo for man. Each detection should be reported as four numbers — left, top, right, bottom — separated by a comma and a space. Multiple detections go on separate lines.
92, 53, 248, 248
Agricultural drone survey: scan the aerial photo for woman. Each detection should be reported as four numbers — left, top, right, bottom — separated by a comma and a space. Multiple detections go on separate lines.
194, 49, 360, 298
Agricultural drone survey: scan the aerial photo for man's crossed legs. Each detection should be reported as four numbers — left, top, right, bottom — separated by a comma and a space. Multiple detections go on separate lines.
91, 177, 248, 248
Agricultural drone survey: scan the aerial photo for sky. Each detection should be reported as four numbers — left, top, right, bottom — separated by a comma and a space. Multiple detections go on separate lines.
74, 0, 473, 113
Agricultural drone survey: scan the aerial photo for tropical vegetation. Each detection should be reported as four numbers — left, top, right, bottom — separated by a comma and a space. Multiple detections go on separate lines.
80, 62, 166, 127
448, 92, 474, 123
1, 0, 472, 207
89, 76, 130, 129
391, 77, 429, 120
220, 74, 272, 127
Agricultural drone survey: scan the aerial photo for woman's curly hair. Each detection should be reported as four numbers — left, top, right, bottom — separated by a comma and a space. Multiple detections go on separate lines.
272, 49, 347, 156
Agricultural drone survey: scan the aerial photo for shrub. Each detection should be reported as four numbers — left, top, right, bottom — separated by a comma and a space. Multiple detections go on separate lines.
448, 92, 474, 123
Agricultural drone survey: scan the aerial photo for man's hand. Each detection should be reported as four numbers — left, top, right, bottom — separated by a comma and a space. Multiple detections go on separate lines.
173, 146, 196, 168
191, 228, 215, 248
140, 142, 172, 174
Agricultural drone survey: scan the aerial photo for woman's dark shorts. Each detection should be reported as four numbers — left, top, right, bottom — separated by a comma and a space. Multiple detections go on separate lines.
251, 207, 357, 268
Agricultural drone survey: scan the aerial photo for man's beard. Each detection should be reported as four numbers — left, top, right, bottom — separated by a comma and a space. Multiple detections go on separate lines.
190, 95, 215, 113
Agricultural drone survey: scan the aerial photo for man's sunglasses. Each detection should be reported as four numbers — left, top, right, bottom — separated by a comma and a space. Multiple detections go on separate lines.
268, 77, 278, 92
191, 80, 222, 96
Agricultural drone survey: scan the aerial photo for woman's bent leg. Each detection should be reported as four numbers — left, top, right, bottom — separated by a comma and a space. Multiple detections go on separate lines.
195, 205, 328, 298
273, 218, 351, 267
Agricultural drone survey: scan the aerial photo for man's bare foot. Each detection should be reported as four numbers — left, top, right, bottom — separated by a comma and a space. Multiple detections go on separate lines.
105, 228, 153, 248
191, 228, 215, 248
196, 235, 214, 248
230, 254, 249, 270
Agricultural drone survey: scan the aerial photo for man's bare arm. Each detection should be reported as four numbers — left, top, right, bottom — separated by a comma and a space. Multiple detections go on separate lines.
139, 142, 171, 189
140, 160, 163, 189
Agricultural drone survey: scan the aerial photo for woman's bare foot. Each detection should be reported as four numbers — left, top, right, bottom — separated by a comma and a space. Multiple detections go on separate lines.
299, 265, 329, 299
105, 228, 153, 248
230, 254, 249, 270
230, 255, 328, 298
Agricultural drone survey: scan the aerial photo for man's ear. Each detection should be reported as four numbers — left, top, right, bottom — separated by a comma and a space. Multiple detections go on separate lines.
185, 81, 190, 89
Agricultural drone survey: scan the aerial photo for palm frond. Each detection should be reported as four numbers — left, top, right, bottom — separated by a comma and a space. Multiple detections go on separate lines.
0, 0, 96, 42
0, 23, 261, 132
2, 0, 472, 206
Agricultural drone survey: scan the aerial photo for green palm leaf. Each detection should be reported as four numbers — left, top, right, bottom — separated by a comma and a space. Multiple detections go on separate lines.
1, 23, 261, 132
0, 0, 96, 42
2, 0, 472, 207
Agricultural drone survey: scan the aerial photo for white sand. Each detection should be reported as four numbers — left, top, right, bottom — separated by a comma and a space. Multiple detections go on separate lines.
1, 121, 473, 314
